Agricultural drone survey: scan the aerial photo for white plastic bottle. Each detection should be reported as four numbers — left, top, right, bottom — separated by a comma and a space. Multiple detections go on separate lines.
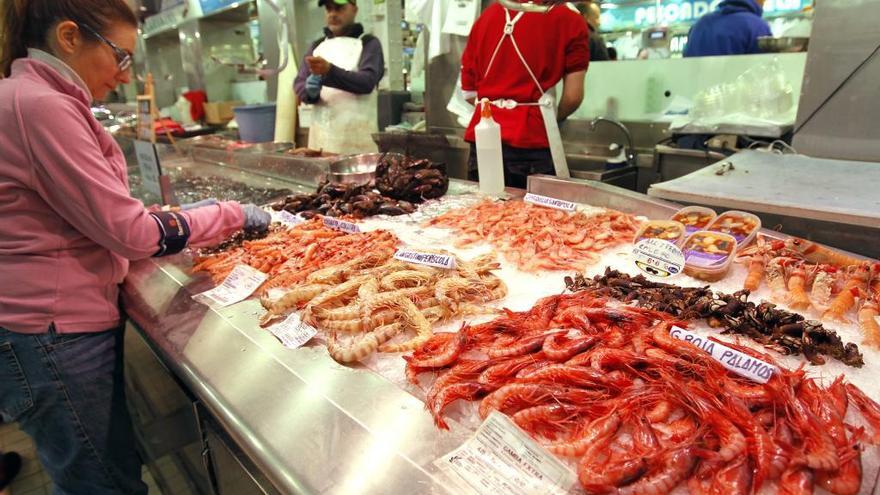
474, 99, 505, 195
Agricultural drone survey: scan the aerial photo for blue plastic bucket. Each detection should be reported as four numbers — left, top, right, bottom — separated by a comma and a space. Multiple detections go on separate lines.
233, 103, 277, 143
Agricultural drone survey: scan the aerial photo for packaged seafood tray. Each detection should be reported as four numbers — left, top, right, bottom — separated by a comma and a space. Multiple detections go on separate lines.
682, 230, 738, 282
706, 210, 761, 248
670, 205, 717, 235
633, 220, 687, 247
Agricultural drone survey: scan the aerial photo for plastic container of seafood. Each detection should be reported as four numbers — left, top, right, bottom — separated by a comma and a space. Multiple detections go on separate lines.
682, 230, 738, 282
634, 220, 687, 247
671, 206, 717, 236
706, 210, 761, 248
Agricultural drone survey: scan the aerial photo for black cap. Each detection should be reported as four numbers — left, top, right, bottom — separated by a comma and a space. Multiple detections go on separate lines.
318, 0, 355, 6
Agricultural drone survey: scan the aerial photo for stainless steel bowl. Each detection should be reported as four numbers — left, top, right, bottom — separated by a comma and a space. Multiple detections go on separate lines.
328, 153, 403, 185
758, 36, 810, 53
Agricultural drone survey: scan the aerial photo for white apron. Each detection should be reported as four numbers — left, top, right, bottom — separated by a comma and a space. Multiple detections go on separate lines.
308, 36, 379, 155
480, 7, 570, 178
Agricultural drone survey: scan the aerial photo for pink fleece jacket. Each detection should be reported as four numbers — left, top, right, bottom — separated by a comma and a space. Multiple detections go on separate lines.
0, 58, 245, 334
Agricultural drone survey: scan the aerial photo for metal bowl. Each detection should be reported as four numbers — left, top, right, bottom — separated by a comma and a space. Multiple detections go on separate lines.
758, 36, 810, 53
328, 153, 403, 185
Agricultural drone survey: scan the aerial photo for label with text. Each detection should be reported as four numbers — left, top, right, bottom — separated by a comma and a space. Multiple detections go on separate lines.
437, 411, 576, 495
394, 249, 456, 270
523, 193, 577, 212
669, 326, 776, 383
323, 216, 360, 234
279, 210, 305, 226
632, 238, 685, 278
267, 313, 317, 349
193, 264, 267, 308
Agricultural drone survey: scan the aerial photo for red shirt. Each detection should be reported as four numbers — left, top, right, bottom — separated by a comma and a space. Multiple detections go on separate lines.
461, 4, 589, 149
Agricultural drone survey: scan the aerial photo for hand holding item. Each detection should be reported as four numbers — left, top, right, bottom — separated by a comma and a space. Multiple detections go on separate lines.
306, 56, 332, 76
305, 74, 323, 99
241, 204, 271, 232
181, 198, 219, 211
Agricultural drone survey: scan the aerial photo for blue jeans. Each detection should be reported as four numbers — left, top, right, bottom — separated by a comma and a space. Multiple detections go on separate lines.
0, 325, 147, 495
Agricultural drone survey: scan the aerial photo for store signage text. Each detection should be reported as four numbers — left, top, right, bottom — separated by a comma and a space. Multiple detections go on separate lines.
669, 326, 776, 383
603, 0, 809, 31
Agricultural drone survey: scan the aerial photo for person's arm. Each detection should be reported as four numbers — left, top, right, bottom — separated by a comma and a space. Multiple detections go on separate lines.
294, 43, 320, 103
21, 96, 244, 259
558, 70, 586, 122
321, 37, 385, 95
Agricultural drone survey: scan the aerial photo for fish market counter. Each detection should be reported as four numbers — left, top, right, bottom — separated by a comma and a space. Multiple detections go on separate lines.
120, 173, 880, 495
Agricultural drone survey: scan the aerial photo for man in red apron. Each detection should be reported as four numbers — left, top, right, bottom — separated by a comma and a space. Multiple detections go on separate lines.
462, 2, 590, 189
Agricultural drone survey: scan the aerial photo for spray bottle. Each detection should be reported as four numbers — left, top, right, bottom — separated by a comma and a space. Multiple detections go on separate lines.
474, 99, 505, 195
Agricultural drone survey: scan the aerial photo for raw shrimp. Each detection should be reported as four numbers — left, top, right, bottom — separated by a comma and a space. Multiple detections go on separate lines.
778, 468, 814, 495
786, 262, 812, 310
306, 275, 373, 311
380, 270, 435, 290
824, 263, 870, 323
377, 297, 434, 353
427, 381, 487, 430
544, 411, 621, 457
511, 403, 583, 440
542, 333, 599, 361
785, 237, 865, 267
260, 284, 329, 316
616, 446, 697, 495
857, 264, 880, 347
811, 266, 837, 312
326, 323, 401, 363
478, 353, 547, 389
485, 331, 566, 359
405, 331, 467, 369
845, 383, 880, 444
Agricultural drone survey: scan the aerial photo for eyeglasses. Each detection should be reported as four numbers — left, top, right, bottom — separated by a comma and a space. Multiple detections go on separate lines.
78, 23, 133, 72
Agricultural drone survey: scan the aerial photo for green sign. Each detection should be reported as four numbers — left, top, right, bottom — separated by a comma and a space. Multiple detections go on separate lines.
601, 0, 810, 32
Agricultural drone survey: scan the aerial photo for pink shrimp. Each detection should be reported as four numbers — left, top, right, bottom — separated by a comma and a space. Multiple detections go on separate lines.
477, 352, 546, 389
484, 330, 566, 358
404, 330, 467, 368
518, 364, 621, 390
845, 383, 880, 444
616, 446, 697, 495
778, 467, 814, 495
542, 333, 599, 361
511, 403, 583, 440
544, 411, 621, 457
428, 381, 488, 430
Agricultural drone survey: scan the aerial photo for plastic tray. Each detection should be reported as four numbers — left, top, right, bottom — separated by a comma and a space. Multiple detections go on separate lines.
635, 220, 688, 247
671, 206, 717, 236
683, 230, 738, 282
706, 210, 761, 248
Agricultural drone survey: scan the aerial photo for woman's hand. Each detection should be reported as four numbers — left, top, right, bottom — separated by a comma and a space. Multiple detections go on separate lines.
241, 204, 271, 232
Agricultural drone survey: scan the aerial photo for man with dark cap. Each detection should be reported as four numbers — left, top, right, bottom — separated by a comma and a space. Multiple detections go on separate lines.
0, 451, 22, 494
684, 0, 772, 57
294, 0, 385, 154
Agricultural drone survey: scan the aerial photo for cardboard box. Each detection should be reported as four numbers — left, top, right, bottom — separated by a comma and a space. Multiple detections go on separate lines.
204, 101, 243, 124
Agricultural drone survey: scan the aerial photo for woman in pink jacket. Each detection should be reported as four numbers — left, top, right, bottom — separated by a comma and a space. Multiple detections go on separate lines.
0, 1, 270, 493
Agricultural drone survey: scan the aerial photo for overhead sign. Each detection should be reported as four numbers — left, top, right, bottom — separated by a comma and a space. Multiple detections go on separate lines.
601, 0, 810, 32
199, 0, 241, 15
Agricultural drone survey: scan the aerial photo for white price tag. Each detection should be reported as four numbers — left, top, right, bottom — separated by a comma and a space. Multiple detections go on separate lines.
669, 326, 776, 383
134, 140, 163, 197
394, 249, 456, 269
632, 238, 685, 278
267, 313, 317, 349
193, 264, 267, 308
437, 411, 576, 495
523, 193, 577, 212
323, 216, 360, 234
279, 210, 304, 226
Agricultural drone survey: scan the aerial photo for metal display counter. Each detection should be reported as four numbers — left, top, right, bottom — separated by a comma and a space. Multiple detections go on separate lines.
121, 156, 878, 494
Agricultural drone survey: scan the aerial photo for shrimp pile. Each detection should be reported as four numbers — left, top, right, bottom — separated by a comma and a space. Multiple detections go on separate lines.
191, 218, 399, 288
737, 235, 880, 349
406, 292, 880, 495
260, 250, 507, 364
566, 269, 864, 367
425, 200, 641, 272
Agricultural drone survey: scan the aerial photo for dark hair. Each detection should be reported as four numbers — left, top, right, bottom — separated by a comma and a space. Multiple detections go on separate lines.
1, 0, 138, 77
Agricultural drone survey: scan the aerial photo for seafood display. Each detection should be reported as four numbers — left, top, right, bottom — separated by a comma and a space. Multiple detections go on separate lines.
129, 168, 293, 205
260, 250, 507, 364
426, 200, 642, 272
406, 292, 880, 494
564, 269, 864, 367
374, 154, 449, 203
192, 218, 399, 286
271, 181, 417, 219
706, 210, 761, 247
736, 235, 880, 348
635, 220, 687, 246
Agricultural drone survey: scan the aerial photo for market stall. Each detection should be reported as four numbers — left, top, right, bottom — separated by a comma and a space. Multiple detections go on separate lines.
120, 144, 880, 494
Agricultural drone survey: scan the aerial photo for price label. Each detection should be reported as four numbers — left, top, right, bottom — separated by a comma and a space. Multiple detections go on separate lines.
134, 140, 163, 197
632, 238, 685, 278
267, 313, 317, 349
279, 210, 304, 226
523, 193, 577, 212
437, 411, 576, 495
193, 264, 267, 308
323, 216, 360, 234
669, 326, 776, 383
394, 249, 456, 269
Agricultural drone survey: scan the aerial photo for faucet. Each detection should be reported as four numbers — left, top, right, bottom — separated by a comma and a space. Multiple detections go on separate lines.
590, 117, 635, 167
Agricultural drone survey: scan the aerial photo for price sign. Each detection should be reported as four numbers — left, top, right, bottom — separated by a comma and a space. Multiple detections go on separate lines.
437, 412, 576, 495
632, 238, 685, 278
134, 140, 163, 198
669, 326, 777, 383
323, 216, 360, 234
278, 210, 305, 227
394, 249, 456, 269
267, 313, 317, 349
523, 193, 577, 212
193, 264, 267, 308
